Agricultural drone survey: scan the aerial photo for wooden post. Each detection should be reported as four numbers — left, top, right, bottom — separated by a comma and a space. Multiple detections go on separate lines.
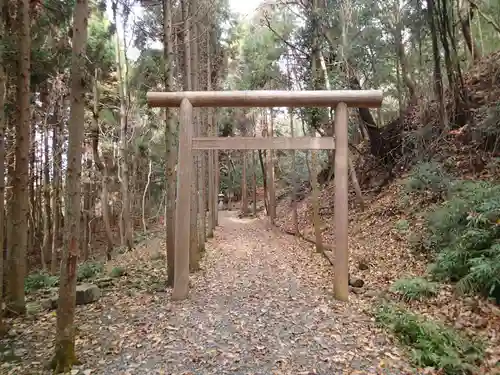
334, 102, 349, 301
172, 98, 194, 301
290, 108, 299, 235
241, 152, 247, 214
215, 149, 219, 225
211, 109, 218, 228
252, 150, 257, 216
207, 143, 214, 237
267, 109, 276, 223
212, 150, 217, 225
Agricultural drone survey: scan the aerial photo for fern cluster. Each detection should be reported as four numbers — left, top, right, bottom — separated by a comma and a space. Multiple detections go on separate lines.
391, 277, 438, 301
76, 261, 104, 281
404, 161, 451, 196
24, 272, 59, 293
376, 303, 484, 375
420, 178, 500, 302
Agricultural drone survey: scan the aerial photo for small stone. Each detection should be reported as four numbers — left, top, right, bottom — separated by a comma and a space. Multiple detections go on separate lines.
75, 284, 101, 305
358, 261, 369, 271
474, 318, 488, 329
349, 277, 365, 288
14, 348, 27, 357
149, 252, 165, 261
40, 298, 57, 310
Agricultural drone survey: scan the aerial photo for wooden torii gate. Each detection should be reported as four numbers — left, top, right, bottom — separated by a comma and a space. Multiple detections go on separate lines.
147, 90, 383, 302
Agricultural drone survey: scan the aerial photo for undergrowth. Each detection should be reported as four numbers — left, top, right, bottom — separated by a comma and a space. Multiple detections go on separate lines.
403, 162, 500, 303
24, 272, 59, 293
76, 261, 104, 281
391, 277, 438, 301
376, 303, 484, 374
404, 161, 451, 196
25, 261, 105, 292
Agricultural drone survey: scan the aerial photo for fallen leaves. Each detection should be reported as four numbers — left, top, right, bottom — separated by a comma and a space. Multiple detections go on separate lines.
275, 178, 500, 374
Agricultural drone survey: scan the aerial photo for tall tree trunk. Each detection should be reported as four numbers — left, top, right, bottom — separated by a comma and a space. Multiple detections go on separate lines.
82, 158, 92, 261
308, 0, 324, 252
162, 0, 176, 286
459, 2, 481, 61
5, 118, 14, 292
42, 118, 52, 270
102, 155, 115, 261
310, 150, 323, 253
285, 50, 299, 234
192, 3, 205, 257
266, 109, 276, 223
0, 0, 7, 331
427, 0, 446, 128
51, 106, 62, 274
258, 150, 268, 214
142, 159, 152, 233
393, 0, 417, 100
113, 2, 133, 251
51, 0, 88, 370
337, 9, 365, 208
7, 0, 31, 316
181, 0, 199, 271
91, 70, 114, 260
28, 114, 36, 265
206, 25, 215, 237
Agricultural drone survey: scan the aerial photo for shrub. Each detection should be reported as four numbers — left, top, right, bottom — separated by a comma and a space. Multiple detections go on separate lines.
376, 303, 484, 374
24, 272, 59, 293
77, 261, 104, 281
391, 277, 438, 301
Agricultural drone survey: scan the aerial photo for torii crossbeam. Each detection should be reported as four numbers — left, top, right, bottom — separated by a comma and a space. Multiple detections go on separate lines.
147, 90, 383, 302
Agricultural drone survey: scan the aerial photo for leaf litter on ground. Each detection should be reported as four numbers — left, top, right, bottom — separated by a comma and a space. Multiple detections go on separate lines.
274, 179, 500, 374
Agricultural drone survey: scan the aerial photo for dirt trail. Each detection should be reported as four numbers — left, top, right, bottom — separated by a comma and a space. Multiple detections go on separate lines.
3, 211, 414, 375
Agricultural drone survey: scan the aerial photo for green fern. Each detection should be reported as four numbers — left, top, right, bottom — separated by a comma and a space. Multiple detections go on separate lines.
417, 178, 500, 302
391, 277, 438, 301
404, 162, 451, 195
376, 303, 484, 375
24, 272, 59, 293
77, 261, 104, 281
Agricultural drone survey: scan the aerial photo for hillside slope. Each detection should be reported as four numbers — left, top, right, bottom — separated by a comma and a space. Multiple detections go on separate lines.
275, 52, 500, 373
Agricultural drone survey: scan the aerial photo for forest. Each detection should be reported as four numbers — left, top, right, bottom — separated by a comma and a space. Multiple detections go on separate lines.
0, 0, 500, 373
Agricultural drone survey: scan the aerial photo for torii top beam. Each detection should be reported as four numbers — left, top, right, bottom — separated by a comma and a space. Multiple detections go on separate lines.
147, 90, 383, 108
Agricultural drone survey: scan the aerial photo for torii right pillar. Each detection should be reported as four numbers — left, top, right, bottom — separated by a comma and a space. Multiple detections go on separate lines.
334, 102, 349, 301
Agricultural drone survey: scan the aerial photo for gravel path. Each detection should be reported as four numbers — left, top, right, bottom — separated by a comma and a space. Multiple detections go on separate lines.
3, 211, 414, 375
97, 211, 413, 374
